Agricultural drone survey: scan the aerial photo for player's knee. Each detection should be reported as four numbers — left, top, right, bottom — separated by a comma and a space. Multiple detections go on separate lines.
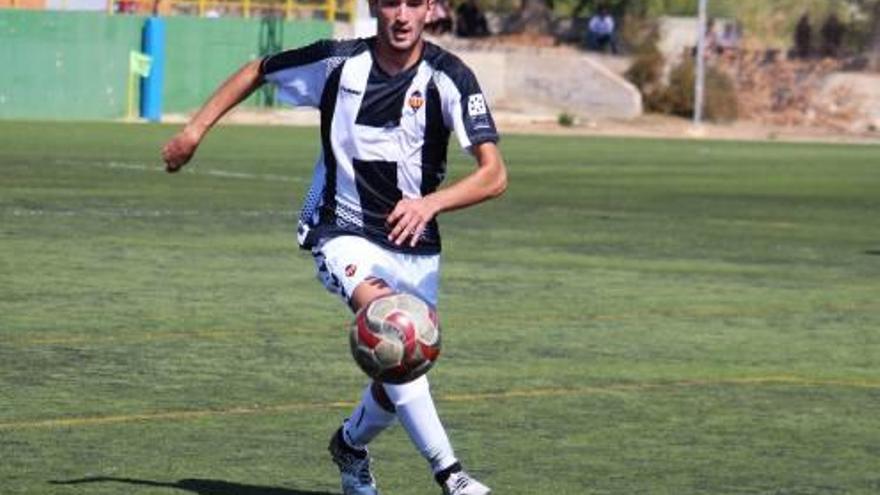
350, 277, 394, 312
370, 381, 396, 413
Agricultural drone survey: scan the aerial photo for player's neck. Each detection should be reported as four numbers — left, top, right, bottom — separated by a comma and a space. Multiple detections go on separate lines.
373, 38, 425, 76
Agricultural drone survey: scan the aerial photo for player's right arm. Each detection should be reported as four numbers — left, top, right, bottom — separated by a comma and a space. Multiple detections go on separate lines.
162, 40, 358, 174
162, 59, 264, 173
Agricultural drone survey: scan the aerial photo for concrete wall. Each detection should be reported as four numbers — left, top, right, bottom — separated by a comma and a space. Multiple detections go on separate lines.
657, 16, 698, 67
456, 48, 643, 119
0, 11, 331, 120
822, 72, 880, 131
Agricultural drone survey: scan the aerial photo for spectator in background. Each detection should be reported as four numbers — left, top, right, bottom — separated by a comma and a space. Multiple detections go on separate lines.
793, 14, 812, 59
703, 17, 719, 55
717, 21, 741, 55
427, 0, 453, 35
586, 6, 618, 54
820, 13, 844, 58
117, 0, 136, 14
455, 0, 489, 37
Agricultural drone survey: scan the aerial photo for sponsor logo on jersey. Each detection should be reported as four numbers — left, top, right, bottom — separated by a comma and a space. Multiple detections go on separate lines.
345, 264, 358, 277
408, 91, 424, 111
341, 86, 362, 96
467, 94, 487, 116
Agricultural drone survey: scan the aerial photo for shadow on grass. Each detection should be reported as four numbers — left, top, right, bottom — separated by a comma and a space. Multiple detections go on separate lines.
865, 249, 880, 256
50, 477, 337, 495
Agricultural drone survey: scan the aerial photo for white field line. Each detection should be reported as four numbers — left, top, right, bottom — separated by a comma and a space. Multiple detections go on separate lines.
53, 159, 305, 183
4, 160, 304, 218
7, 207, 297, 218
1, 377, 879, 431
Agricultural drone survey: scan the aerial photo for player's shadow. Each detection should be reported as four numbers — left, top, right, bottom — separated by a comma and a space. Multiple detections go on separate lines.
49, 476, 336, 495
865, 249, 880, 256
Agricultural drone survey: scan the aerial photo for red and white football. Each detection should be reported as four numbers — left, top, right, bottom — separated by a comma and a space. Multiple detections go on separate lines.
350, 293, 441, 384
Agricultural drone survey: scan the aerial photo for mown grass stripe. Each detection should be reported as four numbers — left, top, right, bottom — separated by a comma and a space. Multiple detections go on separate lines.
2, 377, 878, 431
7, 299, 876, 346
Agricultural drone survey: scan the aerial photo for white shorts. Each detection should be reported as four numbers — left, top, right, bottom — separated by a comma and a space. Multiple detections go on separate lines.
312, 235, 440, 307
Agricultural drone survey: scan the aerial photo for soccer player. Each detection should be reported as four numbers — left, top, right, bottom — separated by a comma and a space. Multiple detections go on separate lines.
161, 0, 507, 492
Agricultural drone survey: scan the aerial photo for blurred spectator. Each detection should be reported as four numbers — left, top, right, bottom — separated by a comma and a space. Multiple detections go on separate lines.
793, 14, 812, 59
820, 13, 844, 58
117, 0, 137, 13
704, 18, 718, 55
692, 17, 717, 59
586, 6, 617, 54
717, 21, 741, 55
456, 0, 489, 37
427, 0, 453, 35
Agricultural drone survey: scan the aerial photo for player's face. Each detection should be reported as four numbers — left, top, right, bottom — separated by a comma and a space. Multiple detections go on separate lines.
373, 0, 433, 52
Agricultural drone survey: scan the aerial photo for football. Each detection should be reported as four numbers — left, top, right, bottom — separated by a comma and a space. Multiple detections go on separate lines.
350, 293, 442, 384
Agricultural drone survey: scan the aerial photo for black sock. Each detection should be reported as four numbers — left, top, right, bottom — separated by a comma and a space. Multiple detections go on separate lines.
335, 428, 367, 459
434, 461, 462, 485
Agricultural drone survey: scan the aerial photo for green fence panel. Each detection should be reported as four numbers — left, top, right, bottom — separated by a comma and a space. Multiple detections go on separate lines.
0, 11, 332, 120
0, 11, 143, 120
163, 16, 332, 113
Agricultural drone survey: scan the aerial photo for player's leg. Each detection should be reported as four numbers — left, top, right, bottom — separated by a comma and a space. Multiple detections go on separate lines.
315, 237, 395, 495
338, 277, 399, 453
382, 253, 491, 495
315, 237, 489, 494
344, 250, 471, 489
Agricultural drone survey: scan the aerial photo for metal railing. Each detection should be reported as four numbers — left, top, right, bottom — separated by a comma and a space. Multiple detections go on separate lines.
160, 0, 355, 21
0, 0, 354, 21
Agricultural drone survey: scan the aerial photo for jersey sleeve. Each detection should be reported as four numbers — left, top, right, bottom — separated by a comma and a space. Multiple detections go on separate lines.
434, 58, 499, 150
260, 40, 343, 108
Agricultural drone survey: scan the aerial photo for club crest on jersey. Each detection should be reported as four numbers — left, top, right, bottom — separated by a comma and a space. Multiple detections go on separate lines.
408, 91, 424, 111
345, 264, 358, 277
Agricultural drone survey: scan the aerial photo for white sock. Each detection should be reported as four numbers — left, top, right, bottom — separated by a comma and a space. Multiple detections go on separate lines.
342, 384, 397, 449
383, 375, 458, 474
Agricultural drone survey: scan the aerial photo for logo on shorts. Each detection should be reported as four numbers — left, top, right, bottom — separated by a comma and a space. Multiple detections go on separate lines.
345, 264, 357, 277
408, 90, 424, 111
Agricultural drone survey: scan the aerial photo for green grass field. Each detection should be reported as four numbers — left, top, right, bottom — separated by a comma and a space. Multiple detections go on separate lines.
1, 121, 879, 494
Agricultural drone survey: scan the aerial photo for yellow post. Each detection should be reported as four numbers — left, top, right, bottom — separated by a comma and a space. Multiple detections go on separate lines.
326, 0, 335, 22
198, 0, 206, 16
127, 71, 136, 120
243, 0, 250, 18
106, 0, 114, 14
285, 0, 292, 20
346, 0, 354, 22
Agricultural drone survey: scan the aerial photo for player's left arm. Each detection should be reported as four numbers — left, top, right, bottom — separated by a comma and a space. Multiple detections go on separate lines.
387, 141, 507, 247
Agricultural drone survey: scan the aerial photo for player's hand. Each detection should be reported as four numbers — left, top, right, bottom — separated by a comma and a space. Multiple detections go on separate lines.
387, 197, 438, 247
161, 128, 201, 173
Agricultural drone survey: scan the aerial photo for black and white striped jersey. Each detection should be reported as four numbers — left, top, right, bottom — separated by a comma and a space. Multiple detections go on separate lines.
260, 37, 499, 255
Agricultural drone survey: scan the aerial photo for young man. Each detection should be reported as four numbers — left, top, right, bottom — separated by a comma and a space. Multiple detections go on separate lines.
161, 0, 507, 493
586, 6, 617, 54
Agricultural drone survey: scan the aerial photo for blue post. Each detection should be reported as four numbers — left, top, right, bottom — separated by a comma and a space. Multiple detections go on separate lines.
141, 17, 166, 122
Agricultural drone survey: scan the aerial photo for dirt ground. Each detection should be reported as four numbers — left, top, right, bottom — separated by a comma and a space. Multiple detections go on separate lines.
495, 110, 880, 145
